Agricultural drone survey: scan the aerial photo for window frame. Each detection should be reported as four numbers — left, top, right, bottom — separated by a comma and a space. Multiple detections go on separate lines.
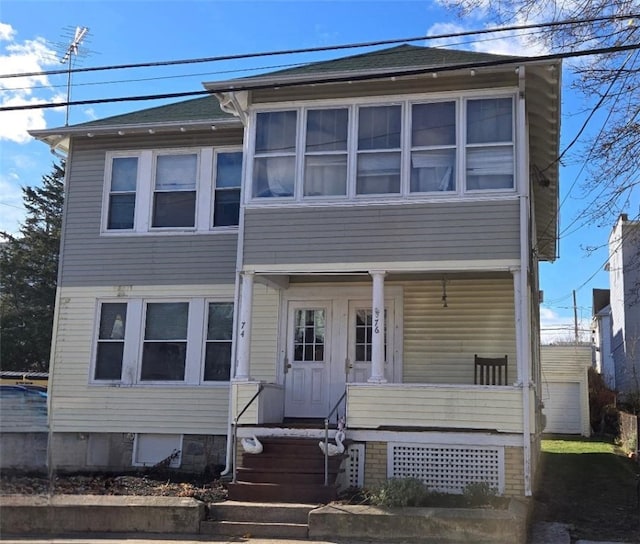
102, 147, 242, 235
89, 297, 234, 387
245, 89, 518, 205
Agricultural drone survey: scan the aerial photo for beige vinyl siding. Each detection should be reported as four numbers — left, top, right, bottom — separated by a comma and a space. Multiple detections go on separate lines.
249, 284, 281, 382
50, 284, 234, 434
243, 200, 520, 266
347, 384, 524, 433
400, 277, 516, 384
60, 132, 243, 287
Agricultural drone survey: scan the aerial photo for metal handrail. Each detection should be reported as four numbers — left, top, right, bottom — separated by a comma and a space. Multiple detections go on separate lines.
323, 389, 347, 486
232, 383, 264, 484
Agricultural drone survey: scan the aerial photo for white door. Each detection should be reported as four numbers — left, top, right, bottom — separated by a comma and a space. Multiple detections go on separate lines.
347, 300, 395, 383
284, 302, 332, 418
543, 382, 582, 434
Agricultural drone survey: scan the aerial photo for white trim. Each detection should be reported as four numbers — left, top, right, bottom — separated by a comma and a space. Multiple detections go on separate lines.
244, 259, 520, 274
234, 426, 523, 447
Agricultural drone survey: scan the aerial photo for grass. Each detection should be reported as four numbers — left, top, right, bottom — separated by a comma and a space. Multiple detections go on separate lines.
533, 436, 640, 542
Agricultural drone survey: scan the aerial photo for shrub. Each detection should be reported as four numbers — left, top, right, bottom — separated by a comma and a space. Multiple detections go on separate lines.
463, 481, 498, 506
366, 477, 431, 507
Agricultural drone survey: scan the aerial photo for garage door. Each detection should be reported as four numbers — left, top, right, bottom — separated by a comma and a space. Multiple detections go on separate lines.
542, 382, 582, 434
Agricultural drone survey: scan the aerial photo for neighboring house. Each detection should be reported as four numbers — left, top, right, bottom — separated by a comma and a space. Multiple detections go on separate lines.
31, 44, 561, 498
602, 214, 640, 401
540, 345, 591, 436
592, 288, 615, 389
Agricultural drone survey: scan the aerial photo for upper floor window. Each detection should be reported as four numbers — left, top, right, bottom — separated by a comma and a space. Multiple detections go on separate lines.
152, 153, 197, 228
91, 298, 234, 385
247, 93, 515, 203
103, 147, 242, 234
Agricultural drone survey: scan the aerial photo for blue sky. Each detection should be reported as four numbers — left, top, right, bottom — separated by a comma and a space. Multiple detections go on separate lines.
1, 0, 636, 342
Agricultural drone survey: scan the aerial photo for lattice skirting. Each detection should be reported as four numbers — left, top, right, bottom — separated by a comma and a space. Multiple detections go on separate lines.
387, 443, 505, 494
337, 443, 365, 490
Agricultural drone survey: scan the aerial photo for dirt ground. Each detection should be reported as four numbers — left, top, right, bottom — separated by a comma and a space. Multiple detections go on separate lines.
0, 472, 228, 503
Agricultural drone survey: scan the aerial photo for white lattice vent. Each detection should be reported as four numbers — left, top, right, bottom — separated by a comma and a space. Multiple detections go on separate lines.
337, 443, 365, 490
388, 443, 504, 494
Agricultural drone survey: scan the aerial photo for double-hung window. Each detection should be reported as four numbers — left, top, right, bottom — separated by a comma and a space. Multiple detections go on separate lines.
107, 157, 138, 229
356, 105, 402, 195
92, 298, 234, 385
152, 153, 198, 228
410, 101, 456, 193
304, 108, 349, 197
465, 97, 514, 190
213, 151, 242, 227
253, 111, 297, 198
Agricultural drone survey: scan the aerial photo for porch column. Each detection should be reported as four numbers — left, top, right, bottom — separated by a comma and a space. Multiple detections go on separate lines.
512, 268, 524, 385
368, 270, 387, 383
234, 272, 254, 381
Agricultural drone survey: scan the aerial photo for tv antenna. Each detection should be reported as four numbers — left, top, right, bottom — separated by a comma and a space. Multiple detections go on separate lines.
59, 26, 90, 126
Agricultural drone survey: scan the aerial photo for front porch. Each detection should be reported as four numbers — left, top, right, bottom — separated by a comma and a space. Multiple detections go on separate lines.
228, 267, 537, 498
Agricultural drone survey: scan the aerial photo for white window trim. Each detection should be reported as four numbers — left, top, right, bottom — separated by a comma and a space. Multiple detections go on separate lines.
89, 297, 234, 387
102, 147, 242, 235
245, 88, 519, 206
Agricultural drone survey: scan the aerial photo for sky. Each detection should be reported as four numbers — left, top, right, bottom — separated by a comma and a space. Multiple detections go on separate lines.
1, 0, 637, 343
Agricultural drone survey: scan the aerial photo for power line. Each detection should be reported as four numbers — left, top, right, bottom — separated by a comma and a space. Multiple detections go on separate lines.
3, 41, 640, 113
1, 12, 638, 80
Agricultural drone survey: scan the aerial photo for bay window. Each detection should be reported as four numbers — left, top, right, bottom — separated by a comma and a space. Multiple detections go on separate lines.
248, 92, 516, 202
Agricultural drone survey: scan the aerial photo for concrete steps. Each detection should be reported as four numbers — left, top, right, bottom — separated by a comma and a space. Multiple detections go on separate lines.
202, 500, 319, 538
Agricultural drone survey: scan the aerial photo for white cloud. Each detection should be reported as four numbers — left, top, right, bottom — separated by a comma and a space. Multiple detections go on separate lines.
0, 24, 59, 144
0, 22, 16, 42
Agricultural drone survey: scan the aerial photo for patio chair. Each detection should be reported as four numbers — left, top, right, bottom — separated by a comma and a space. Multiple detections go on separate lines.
474, 354, 508, 385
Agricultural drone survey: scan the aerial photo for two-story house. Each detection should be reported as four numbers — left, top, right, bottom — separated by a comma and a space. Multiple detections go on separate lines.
32, 44, 560, 500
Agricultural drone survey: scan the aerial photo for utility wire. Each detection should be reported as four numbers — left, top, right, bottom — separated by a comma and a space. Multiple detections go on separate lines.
1, 12, 638, 80
3, 41, 640, 113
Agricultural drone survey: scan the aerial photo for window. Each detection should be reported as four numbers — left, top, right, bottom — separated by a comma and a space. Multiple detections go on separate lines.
103, 148, 243, 233
304, 108, 348, 197
152, 153, 197, 228
107, 157, 137, 229
465, 97, 514, 190
354, 309, 387, 361
92, 298, 234, 385
410, 101, 456, 193
356, 105, 401, 195
204, 302, 233, 380
95, 303, 127, 380
253, 111, 297, 198
248, 93, 516, 202
141, 302, 189, 381
293, 309, 325, 362
213, 151, 242, 227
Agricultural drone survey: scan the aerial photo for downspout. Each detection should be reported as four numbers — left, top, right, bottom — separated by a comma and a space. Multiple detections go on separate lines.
221, 105, 250, 477
517, 65, 533, 496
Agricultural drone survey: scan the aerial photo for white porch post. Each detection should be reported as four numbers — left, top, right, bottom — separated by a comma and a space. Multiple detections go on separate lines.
368, 270, 387, 383
234, 272, 254, 381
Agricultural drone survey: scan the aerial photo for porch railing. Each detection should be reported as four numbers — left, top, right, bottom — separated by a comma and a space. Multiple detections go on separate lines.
232, 383, 264, 484
323, 389, 347, 486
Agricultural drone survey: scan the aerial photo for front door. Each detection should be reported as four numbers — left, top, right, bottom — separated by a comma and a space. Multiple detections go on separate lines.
284, 302, 332, 418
